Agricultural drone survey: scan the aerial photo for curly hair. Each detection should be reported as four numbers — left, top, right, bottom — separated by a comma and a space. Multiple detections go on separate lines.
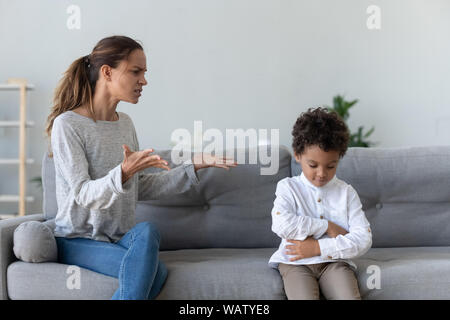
292, 107, 350, 157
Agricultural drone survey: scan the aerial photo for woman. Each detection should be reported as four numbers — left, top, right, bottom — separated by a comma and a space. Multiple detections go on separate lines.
45, 35, 236, 300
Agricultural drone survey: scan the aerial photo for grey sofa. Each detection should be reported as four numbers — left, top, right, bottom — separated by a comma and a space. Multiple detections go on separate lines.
1, 145, 449, 300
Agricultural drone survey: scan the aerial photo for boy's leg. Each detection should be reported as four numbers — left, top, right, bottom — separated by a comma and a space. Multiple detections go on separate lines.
318, 262, 361, 300
278, 263, 320, 300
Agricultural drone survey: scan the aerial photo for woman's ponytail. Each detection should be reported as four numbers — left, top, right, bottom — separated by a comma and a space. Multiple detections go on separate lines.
45, 55, 94, 157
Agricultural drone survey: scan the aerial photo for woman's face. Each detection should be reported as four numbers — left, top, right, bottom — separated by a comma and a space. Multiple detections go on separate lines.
108, 49, 148, 104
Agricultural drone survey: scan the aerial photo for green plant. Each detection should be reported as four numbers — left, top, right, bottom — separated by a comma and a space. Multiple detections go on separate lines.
327, 94, 375, 147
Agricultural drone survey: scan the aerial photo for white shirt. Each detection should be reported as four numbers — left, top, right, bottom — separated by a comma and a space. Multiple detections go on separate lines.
269, 172, 372, 270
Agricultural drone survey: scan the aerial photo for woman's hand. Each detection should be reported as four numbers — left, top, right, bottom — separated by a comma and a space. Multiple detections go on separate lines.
192, 153, 238, 172
121, 145, 170, 183
326, 221, 348, 238
285, 237, 321, 261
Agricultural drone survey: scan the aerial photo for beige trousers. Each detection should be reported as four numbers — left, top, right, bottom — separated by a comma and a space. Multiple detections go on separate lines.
278, 262, 361, 300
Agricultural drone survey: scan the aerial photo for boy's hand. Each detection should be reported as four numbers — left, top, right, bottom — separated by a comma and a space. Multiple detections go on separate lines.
285, 237, 321, 261
326, 221, 348, 238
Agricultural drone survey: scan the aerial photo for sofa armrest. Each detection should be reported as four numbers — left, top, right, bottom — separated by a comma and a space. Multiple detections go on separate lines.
0, 214, 45, 300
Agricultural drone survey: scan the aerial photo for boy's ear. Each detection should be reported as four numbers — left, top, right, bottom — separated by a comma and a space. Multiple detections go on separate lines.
294, 152, 302, 163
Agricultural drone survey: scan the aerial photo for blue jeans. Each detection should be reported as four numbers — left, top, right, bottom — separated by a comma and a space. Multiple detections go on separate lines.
55, 221, 167, 300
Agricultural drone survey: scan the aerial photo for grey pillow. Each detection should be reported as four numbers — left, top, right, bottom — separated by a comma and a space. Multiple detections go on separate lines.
13, 221, 58, 263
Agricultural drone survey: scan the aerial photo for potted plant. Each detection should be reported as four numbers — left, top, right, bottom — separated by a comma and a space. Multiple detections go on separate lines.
327, 95, 375, 147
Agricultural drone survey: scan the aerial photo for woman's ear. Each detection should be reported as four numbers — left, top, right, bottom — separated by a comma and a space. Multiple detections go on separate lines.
100, 65, 112, 81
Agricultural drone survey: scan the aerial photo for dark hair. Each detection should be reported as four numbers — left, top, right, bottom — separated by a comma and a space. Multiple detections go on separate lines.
292, 107, 350, 157
45, 35, 143, 156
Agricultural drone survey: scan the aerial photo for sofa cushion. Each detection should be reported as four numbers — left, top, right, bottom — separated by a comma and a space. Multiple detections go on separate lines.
159, 247, 450, 300
13, 221, 57, 263
291, 146, 450, 247
157, 248, 285, 299
7, 248, 285, 300
7, 261, 118, 300
136, 146, 292, 250
355, 246, 450, 299
7, 247, 450, 300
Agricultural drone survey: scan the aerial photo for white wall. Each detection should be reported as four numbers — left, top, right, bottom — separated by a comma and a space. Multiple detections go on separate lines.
1, 0, 449, 214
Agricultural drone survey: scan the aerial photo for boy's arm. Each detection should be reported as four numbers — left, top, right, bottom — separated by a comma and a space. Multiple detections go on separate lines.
271, 180, 329, 240
317, 186, 373, 259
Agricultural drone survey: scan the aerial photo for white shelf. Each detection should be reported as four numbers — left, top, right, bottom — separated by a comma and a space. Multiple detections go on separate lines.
0, 195, 34, 202
0, 159, 35, 164
0, 84, 34, 90
0, 121, 35, 127
1, 78, 35, 216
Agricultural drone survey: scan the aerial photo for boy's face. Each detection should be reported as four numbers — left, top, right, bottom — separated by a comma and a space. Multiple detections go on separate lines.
295, 145, 340, 188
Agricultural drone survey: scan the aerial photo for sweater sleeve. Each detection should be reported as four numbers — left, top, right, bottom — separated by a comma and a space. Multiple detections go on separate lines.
271, 180, 329, 240
137, 159, 199, 201
130, 126, 200, 201
318, 186, 373, 259
52, 117, 132, 210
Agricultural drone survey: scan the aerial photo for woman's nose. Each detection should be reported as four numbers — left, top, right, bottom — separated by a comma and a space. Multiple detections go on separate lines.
140, 76, 148, 86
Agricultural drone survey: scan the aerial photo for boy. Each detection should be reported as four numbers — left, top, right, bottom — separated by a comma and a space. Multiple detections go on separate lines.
269, 107, 372, 300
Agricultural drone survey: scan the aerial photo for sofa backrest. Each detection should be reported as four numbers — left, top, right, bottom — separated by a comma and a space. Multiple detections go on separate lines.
42, 153, 57, 220
42, 145, 450, 249
135, 146, 292, 249
292, 146, 450, 248
42, 146, 292, 249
